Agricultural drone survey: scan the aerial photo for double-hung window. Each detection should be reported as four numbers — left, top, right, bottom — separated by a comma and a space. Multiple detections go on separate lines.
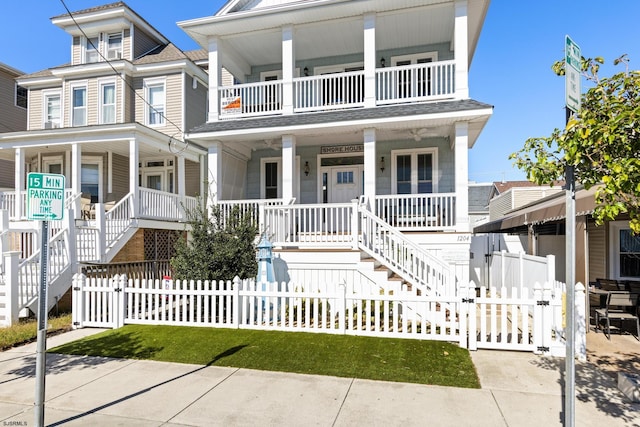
44, 91, 61, 128
15, 85, 27, 109
107, 33, 122, 60
72, 86, 87, 127
85, 36, 99, 63
100, 82, 116, 124
145, 79, 165, 126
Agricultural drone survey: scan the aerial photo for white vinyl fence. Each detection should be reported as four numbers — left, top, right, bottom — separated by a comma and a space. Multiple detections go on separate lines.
71, 274, 586, 358
490, 251, 555, 297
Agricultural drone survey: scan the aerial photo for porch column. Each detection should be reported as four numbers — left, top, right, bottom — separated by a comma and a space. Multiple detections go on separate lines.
177, 155, 186, 219
454, 122, 469, 232
282, 135, 296, 202
207, 142, 223, 207
282, 25, 295, 114
199, 154, 206, 209
71, 143, 82, 219
454, 0, 469, 99
14, 148, 24, 219
208, 37, 221, 122
129, 139, 138, 217
363, 13, 376, 108
363, 128, 377, 204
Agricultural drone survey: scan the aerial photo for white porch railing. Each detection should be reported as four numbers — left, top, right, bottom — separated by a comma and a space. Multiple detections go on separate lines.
376, 60, 456, 105
217, 198, 288, 230
294, 70, 365, 112
0, 189, 75, 220
214, 61, 456, 120
219, 80, 283, 119
374, 193, 456, 230
104, 193, 135, 249
137, 187, 196, 221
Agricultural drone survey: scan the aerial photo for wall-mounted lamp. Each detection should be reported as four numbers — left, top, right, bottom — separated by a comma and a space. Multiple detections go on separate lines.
304, 161, 310, 176
380, 57, 385, 68
380, 156, 385, 173
303, 66, 309, 76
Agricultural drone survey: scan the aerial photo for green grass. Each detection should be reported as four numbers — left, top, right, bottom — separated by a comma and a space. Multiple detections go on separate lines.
0, 314, 72, 351
49, 325, 480, 388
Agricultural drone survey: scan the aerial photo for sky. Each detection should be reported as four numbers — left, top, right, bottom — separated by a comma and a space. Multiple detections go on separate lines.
1, 0, 639, 184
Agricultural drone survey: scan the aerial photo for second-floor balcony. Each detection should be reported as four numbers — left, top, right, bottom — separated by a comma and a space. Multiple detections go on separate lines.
217, 60, 456, 120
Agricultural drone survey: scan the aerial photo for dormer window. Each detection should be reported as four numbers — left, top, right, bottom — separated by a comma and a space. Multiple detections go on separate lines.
85, 36, 99, 63
107, 33, 122, 60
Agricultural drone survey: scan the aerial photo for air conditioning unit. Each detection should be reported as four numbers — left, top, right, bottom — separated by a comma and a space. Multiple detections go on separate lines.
44, 121, 60, 129
107, 50, 122, 60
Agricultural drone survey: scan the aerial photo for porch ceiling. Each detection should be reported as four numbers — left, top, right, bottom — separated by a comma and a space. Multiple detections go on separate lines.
0, 123, 207, 163
180, 0, 490, 71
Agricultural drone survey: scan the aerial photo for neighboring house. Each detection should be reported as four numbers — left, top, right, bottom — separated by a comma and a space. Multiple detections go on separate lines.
179, 0, 493, 288
0, 2, 209, 320
488, 180, 564, 221
0, 62, 27, 187
468, 181, 493, 226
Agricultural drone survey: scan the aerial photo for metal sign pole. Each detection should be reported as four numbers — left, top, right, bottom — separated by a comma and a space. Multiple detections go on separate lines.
565, 161, 576, 427
35, 220, 49, 427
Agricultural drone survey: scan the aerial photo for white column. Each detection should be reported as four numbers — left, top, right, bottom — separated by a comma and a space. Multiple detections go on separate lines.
71, 144, 82, 219
199, 154, 206, 209
454, 0, 469, 99
454, 122, 469, 232
129, 139, 139, 217
363, 13, 376, 108
208, 37, 221, 122
363, 128, 376, 203
177, 155, 186, 220
282, 135, 296, 202
14, 148, 24, 219
207, 142, 223, 207
282, 26, 295, 114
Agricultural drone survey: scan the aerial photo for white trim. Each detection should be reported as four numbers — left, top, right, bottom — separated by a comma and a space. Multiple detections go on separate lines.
608, 220, 640, 280
107, 151, 113, 193
42, 155, 64, 175
42, 89, 62, 129
315, 152, 365, 204
391, 147, 438, 195
260, 156, 300, 200
69, 81, 88, 127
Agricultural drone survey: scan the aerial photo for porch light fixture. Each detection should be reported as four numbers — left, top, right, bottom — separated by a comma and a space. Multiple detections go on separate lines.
304, 161, 310, 176
380, 57, 385, 68
380, 156, 385, 173
303, 66, 309, 76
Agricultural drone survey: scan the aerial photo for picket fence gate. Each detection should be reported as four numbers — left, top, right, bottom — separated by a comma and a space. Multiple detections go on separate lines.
71, 274, 586, 357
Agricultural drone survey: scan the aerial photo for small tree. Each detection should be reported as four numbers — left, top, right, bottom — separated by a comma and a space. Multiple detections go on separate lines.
510, 55, 640, 232
171, 202, 258, 280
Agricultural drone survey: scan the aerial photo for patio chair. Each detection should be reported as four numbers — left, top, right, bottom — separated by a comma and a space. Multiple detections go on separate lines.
596, 278, 623, 291
594, 291, 640, 340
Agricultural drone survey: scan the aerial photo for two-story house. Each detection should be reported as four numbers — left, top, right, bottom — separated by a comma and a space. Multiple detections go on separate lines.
179, 0, 493, 290
0, 2, 209, 322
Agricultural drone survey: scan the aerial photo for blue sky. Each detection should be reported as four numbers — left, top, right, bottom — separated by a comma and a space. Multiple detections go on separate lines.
2, 1, 639, 184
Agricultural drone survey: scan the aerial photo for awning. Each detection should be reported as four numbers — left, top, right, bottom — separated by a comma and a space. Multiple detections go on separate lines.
474, 186, 599, 234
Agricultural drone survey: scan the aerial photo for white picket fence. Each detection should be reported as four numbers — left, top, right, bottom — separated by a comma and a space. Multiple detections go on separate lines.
71, 274, 587, 357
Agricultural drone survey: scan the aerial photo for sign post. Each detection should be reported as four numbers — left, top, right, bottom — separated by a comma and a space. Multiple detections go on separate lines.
27, 172, 65, 427
564, 35, 581, 427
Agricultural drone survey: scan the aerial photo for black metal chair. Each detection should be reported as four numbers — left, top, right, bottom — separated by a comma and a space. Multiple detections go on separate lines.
595, 291, 640, 340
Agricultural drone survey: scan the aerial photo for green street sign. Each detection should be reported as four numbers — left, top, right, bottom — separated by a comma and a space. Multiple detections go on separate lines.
565, 35, 581, 112
27, 172, 65, 221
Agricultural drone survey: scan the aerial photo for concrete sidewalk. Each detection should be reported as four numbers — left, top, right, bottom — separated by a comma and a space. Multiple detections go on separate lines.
0, 329, 638, 426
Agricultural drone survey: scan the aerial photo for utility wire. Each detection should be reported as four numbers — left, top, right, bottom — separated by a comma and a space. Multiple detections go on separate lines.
58, 0, 189, 155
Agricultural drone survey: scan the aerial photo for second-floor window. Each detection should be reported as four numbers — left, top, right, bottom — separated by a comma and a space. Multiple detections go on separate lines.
15, 85, 27, 109
145, 80, 165, 126
72, 86, 87, 127
107, 33, 122, 60
44, 93, 61, 128
85, 36, 99, 63
100, 82, 116, 124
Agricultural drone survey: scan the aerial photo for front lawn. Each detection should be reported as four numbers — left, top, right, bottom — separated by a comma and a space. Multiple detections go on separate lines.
49, 325, 480, 388
0, 314, 72, 351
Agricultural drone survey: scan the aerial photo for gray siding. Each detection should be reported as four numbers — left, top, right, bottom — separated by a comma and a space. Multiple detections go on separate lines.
0, 159, 15, 187
0, 69, 27, 132
133, 27, 160, 59
185, 159, 201, 197
123, 29, 132, 61
111, 153, 129, 201
588, 221, 607, 282
184, 75, 208, 132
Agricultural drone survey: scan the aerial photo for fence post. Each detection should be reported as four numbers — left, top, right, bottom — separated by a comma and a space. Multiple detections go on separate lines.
233, 276, 241, 329
116, 274, 127, 328
468, 282, 477, 351
574, 282, 587, 362
518, 252, 524, 297
64, 209, 77, 272
72, 273, 86, 329
338, 281, 346, 334
351, 199, 359, 250
1, 251, 20, 327
546, 255, 556, 285
95, 207, 106, 262
541, 282, 553, 355
458, 282, 469, 348
532, 282, 543, 354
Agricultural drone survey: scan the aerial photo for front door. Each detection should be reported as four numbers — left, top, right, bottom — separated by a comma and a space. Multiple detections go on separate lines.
329, 166, 362, 203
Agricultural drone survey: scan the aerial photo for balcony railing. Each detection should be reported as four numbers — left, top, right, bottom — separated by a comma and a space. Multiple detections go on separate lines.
374, 193, 456, 231
215, 60, 456, 120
